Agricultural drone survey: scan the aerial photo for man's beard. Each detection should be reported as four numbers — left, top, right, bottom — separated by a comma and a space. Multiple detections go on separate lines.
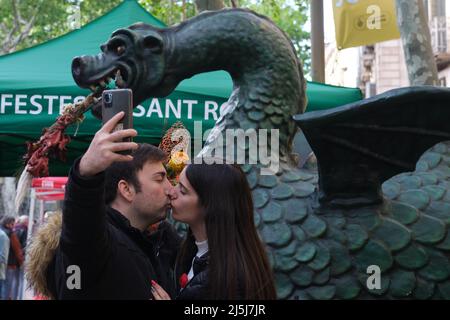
152, 205, 170, 224
138, 206, 168, 226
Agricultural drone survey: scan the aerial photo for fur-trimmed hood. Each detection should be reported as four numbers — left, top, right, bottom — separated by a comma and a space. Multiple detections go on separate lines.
26, 212, 62, 299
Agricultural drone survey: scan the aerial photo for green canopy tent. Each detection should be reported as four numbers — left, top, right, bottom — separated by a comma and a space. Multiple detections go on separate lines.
0, 0, 362, 176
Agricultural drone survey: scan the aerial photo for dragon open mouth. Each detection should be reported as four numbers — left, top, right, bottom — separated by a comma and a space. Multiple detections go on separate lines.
71, 56, 133, 94
79, 67, 133, 120
86, 68, 128, 93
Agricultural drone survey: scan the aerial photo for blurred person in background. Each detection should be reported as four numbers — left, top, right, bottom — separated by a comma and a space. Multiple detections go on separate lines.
0, 222, 10, 300
1, 216, 24, 300
13, 215, 29, 300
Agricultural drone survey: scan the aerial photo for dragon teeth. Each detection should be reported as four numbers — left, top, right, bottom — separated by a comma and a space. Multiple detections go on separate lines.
88, 70, 122, 91
116, 79, 125, 88
115, 69, 125, 88
115, 70, 122, 81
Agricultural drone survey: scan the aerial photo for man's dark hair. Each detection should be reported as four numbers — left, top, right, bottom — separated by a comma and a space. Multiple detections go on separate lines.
104, 143, 167, 204
1, 215, 16, 228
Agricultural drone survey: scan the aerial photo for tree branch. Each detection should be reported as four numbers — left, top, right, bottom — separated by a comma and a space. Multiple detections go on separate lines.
10, 11, 36, 51
12, 0, 21, 27
15, 0, 27, 25
4, 0, 42, 53
1, 0, 22, 53
0, 22, 8, 35
3, 0, 21, 48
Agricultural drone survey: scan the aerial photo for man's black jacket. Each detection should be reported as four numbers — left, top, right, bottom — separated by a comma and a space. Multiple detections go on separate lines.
46, 160, 180, 299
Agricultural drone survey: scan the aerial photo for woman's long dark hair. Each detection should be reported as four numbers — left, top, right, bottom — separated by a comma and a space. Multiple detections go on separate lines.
177, 163, 277, 299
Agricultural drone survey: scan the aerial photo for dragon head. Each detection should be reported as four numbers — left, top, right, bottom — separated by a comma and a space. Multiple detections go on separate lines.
71, 23, 176, 115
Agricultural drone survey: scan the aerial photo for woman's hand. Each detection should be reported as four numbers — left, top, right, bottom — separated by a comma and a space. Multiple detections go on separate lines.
151, 280, 172, 300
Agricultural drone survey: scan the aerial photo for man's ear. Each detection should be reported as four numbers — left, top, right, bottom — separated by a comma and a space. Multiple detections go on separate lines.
117, 180, 135, 202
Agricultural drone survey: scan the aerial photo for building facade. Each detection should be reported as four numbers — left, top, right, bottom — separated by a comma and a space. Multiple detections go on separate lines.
358, 0, 450, 97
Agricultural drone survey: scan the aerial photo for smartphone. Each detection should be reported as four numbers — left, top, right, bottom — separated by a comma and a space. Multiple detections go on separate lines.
102, 89, 133, 153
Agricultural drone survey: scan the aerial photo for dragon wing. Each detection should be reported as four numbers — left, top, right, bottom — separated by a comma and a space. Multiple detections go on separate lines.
293, 86, 450, 208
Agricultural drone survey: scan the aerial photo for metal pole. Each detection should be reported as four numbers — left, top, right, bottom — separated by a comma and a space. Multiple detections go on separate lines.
311, 0, 325, 83
22, 188, 35, 300
39, 199, 44, 224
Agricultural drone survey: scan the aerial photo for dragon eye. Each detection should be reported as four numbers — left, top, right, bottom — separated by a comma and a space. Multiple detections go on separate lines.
115, 45, 125, 55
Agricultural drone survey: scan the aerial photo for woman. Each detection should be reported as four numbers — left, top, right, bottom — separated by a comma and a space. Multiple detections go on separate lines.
151, 163, 277, 300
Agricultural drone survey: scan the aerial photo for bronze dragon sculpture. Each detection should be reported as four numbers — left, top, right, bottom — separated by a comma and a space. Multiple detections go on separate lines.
71, 9, 450, 299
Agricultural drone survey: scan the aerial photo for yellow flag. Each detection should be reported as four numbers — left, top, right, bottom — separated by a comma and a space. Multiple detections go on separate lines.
333, 0, 401, 49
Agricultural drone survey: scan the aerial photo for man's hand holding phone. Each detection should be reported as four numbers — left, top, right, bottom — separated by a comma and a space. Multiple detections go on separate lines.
79, 112, 138, 177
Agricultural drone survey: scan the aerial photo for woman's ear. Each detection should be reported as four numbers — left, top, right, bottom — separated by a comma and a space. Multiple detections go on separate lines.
117, 180, 135, 202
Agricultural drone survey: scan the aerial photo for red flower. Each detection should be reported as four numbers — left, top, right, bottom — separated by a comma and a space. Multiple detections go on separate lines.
179, 273, 188, 289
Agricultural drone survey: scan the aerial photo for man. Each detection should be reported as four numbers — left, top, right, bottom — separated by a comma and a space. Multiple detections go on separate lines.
14, 216, 28, 250
46, 112, 180, 299
1, 216, 24, 300
13, 215, 28, 300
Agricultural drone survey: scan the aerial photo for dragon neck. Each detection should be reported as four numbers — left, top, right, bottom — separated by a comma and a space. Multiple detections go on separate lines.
163, 9, 306, 161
